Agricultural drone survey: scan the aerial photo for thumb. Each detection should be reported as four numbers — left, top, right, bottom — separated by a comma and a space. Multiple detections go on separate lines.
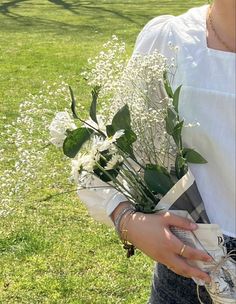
163, 212, 198, 231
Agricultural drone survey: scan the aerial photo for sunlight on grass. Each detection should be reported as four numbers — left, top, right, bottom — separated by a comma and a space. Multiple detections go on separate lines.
0, 1, 206, 303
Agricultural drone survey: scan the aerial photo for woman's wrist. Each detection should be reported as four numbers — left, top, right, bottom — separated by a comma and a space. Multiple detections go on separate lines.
118, 209, 137, 257
111, 201, 137, 257
114, 206, 135, 234
110, 201, 133, 222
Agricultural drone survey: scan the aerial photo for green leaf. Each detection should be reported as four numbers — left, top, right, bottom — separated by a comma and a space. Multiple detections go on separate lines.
118, 129, 137, 145
63, 127, 94, 158
172, 120, 184, 148
183, 148, 207, 164
106, 125, 115, 137
163, 70, 174, 98
175, 154, 187, 179
93, 167, 119, 182
69, 86, 79, 119
106, 125, 137, 157
112, 104, 131, 131
110, 104, 137, 157
168, 107, 176, 121
116, 129, 137, 158
165, 108, 177, 135
89, 86, 100, 124
144, 164, 174, 195
173, 85, 182, 113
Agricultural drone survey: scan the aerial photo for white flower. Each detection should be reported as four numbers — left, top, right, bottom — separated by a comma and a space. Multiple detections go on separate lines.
91, 135, 110, 152
49, 112, 76, 148
84, 115, 106, 133
79, 154, 97, 172
71, 153, 98, 186
74, 151, 99, 173
112, 129, 125, 141
97, 138, 112, 152
104, 154, 123, 170
93, 130, 124, 153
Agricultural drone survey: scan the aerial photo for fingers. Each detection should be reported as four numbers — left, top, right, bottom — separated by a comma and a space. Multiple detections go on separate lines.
180, 244, 212, 262
127, 212, 212, 284
162, 212, 198, 231
167, 255, 211, 283
163, 228, 212, 262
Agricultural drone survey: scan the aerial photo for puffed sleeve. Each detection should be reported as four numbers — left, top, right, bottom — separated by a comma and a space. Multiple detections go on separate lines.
78, 177, 127, 226
78, 15, 175, 226
134, 15, 175, 57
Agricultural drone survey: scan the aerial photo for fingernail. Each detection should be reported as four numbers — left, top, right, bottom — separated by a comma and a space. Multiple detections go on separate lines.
190, 223, 198, 229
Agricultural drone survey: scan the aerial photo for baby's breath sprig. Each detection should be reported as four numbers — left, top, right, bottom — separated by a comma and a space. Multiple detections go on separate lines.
0, 78, 74, 214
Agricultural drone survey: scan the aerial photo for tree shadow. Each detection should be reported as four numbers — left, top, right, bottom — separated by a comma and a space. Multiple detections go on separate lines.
48, 0, 141, 26
0, 0, 143, 35
0, 0, 28, 16
1, 11, 96, 35
48, 0, 72, 11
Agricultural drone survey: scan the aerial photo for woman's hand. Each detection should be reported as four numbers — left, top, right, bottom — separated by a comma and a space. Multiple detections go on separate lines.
112, 203, 212, 283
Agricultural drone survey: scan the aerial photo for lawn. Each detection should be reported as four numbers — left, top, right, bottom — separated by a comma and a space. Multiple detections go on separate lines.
0, 1, 206, 303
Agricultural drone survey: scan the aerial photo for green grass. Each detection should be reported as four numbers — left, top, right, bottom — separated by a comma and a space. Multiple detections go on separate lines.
0, 1, 206, 303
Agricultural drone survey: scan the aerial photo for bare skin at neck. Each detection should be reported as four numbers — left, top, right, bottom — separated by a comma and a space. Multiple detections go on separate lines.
207, 0, 236, 52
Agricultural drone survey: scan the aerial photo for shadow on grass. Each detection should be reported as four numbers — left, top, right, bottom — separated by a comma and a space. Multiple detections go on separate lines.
0, 0, 28, 16
0, 0, 144, 36
48, 0, 141, 25
1, 13, 96, 35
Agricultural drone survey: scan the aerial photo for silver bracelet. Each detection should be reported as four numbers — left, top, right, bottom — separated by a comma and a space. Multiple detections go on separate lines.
114, 206, 135, 236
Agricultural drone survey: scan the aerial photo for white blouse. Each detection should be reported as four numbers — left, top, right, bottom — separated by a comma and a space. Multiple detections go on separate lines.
78, 5, 236, 237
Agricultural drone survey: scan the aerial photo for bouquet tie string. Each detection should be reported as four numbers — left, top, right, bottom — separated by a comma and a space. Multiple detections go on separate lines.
196, 250, 236, 304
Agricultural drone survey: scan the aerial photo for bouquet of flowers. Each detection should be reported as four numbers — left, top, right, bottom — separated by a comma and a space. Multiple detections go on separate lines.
1, 36, 234, 303
49, 40, 207, 216
48, 37, 235, 304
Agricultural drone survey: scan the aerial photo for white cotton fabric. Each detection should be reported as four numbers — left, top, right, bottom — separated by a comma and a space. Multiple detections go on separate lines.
135, 4, 236, 237
78, 5, 236, 236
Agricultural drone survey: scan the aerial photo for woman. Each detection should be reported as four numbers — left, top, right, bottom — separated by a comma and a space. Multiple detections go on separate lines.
79, 1, 236, 303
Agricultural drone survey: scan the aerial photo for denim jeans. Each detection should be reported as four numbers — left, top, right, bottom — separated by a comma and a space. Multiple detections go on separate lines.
148, 263, 212, 304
